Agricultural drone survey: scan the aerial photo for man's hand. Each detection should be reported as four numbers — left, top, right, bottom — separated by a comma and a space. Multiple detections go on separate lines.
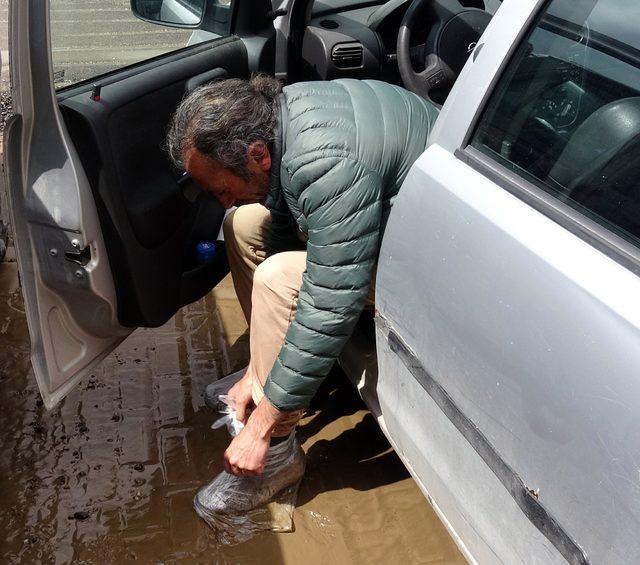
223, 397, 290, 476
227, 370, 254, 423
223, 423, 270, 476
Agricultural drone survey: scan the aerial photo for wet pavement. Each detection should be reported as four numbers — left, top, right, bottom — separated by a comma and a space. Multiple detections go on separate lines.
0, 254, 465, 564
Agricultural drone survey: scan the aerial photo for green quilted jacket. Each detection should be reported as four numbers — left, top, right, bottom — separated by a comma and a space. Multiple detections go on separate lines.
262, 79, 439, 411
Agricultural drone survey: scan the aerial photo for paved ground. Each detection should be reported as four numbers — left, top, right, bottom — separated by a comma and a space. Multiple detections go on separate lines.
0, 256, 465, 564
0, 0, 8, 87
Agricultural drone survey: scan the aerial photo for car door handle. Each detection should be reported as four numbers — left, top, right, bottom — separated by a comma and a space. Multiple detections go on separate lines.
185, 68, 228, 93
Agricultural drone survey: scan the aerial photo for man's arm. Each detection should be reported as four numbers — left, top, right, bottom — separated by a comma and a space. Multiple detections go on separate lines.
263, 154, 383, 411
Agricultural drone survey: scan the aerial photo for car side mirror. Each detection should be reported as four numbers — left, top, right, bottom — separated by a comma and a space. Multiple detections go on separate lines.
130, 0, 206, 28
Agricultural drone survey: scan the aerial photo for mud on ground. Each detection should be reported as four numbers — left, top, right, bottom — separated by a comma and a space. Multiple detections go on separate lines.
0, 257, 464, 564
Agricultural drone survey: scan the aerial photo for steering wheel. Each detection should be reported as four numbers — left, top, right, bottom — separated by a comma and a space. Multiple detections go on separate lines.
397, 0, 492, 105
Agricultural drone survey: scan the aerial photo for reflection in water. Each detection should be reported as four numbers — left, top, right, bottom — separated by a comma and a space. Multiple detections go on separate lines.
0, 268, 464, 564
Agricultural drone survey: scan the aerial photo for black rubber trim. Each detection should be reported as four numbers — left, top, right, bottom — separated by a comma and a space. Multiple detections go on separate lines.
378, 317, 590, 565
540, 13, 640, 71
456, 146, 640, 278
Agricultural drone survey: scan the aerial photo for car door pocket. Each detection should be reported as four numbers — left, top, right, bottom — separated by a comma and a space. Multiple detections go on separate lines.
180, 243, 229, 306
179, 191, 229, 305
185, 68, 228, 93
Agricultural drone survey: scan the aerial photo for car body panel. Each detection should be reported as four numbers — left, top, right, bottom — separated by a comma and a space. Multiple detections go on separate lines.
377, 145, 640, 563
374, 0, 640, 562
373, 319, 570, 565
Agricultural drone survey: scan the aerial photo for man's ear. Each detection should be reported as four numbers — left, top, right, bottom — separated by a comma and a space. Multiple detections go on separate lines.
248, 141, 272, 173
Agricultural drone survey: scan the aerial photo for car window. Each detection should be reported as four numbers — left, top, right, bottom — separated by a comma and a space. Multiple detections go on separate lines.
471, 0, 640, 249
484, 0, 502, 15
50, 0, 232, 89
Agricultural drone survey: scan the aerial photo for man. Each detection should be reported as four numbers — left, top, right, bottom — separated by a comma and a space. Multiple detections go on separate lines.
167, 75, 438, 522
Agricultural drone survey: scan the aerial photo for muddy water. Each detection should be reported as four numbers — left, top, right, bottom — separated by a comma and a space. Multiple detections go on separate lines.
0, 258, 465, 564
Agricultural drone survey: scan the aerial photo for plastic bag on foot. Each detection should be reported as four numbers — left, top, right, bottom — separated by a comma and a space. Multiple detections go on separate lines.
204, 366, 248, 411
193, 433, 305, 545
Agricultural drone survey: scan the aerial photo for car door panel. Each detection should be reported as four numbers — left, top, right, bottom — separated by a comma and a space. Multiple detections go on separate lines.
374, 318, 568, 565
377, 144, 640, 563
4, 0, 129, 409
375, 0, 640, 562
5, 0, 258, 408
57, 38, 250, 327
185, 67, 228, 92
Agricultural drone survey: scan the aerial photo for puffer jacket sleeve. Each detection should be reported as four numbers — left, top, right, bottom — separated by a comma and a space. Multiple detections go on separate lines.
262, 152, 382, 411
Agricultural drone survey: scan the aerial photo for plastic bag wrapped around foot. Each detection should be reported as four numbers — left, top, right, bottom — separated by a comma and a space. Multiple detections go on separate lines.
193, 433, 305, 545
204, 366, 247, 411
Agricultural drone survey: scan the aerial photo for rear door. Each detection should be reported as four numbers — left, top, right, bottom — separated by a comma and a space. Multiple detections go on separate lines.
4, 0, 273, 408
376, 0, 640, 563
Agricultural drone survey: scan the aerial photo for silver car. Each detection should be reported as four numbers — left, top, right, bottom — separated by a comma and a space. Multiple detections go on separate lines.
4, 0, 640, 562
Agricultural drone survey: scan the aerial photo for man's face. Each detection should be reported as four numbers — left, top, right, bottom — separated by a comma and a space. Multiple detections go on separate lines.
183, 142, 271, 209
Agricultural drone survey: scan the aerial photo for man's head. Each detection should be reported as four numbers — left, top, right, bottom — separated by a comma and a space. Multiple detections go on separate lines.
167, 75, 282, 208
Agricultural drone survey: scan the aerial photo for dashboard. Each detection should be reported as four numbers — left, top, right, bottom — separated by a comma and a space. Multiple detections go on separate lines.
301, 0, 407, 82
300, 0, 499, 83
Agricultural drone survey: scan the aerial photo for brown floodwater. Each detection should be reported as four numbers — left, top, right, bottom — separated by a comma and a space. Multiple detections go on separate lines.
0, 256, 465, 564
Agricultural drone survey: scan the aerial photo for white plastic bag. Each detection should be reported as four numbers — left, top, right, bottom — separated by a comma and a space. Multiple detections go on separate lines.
210, 394, 245, 437
204, 366, 247, 411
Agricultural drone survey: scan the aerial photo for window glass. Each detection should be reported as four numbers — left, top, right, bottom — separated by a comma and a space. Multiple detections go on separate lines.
50, 0, 229, 89
484, 0, 502, 16
471, 0, 640, 248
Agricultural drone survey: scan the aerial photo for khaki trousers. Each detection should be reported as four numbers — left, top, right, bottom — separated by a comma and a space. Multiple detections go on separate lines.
223, 203, 375, 436
223, 203, 306, 436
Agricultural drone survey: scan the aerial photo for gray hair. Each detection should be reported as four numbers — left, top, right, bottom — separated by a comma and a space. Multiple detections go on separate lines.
166, 75, 282, 180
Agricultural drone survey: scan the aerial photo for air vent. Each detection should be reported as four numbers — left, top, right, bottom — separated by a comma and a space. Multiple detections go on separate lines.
320, 19, 339, 29
331, 42, 363, 69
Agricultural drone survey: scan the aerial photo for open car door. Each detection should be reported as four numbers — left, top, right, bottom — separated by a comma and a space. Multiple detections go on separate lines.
4, 0, 268, 408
